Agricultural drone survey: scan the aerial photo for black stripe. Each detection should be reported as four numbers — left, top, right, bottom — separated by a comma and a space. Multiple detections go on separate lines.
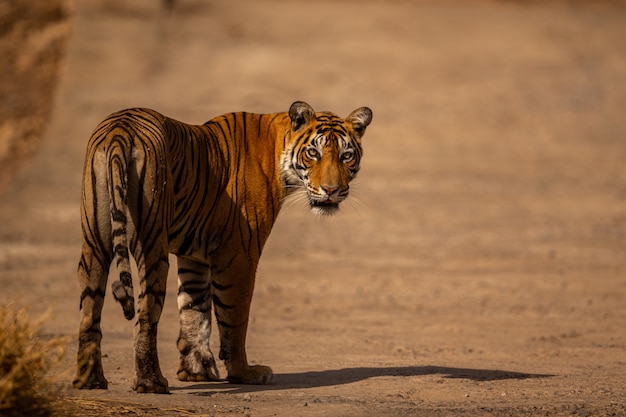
79, 287, 106, 310
114, 243, 129, 258
111, 209, 127, 223
120, 271, 132, 285
216, 318, 235, 329
212, 294, 235, 309
178, 268, 205, 276
211, 280, 233, 291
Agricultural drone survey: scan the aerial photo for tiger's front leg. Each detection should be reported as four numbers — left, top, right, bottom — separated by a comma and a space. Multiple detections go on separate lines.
213, 253, 272, 385
176, 257, 220, 382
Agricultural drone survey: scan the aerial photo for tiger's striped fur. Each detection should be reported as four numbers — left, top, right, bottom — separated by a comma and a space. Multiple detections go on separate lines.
73, 101, 372, 393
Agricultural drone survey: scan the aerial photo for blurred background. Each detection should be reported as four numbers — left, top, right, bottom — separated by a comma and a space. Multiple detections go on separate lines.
0, 0, 625, 414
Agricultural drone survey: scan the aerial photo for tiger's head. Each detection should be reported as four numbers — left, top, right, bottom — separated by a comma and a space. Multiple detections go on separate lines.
282, 101, 373, 216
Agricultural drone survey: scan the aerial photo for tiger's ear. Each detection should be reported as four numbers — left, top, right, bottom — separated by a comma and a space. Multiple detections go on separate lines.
347, 107, 373, 138
289, 101, 316, 131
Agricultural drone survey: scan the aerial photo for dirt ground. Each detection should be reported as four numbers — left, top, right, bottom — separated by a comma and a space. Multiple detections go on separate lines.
1, 0, 626, 416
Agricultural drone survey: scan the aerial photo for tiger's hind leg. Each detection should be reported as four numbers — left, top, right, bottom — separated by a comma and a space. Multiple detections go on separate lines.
74, 241, 111, 389
132, 245, 170, 393
176, 257, 220, 382
74, 153, 113, 390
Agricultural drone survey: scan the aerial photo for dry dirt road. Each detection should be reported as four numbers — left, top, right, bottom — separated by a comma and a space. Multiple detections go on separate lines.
1, 1, 625, 416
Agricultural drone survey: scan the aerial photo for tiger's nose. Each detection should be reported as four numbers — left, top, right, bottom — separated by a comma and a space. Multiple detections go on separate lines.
321, 185, 339, 196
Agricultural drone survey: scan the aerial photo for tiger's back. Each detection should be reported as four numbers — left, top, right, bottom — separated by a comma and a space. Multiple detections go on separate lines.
74, 102, 372, 393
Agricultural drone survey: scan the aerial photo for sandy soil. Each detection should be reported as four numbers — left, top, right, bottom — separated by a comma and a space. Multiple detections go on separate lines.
1, 0, 625, 416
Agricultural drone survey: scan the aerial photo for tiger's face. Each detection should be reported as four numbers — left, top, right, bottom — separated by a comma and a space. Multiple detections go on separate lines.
282, 101, 373, 216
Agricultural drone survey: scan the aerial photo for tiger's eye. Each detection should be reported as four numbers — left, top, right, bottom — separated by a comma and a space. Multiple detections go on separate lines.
306, 148, 320, 160
340, 150, 354, 163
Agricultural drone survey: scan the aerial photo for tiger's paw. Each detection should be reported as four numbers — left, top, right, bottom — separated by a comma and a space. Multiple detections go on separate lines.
177, 350, 220, 382
134, 375, 169, 394
73, 371, 108, 390
73, 343, 108, 389
177, 365, 220, 382
227, 365, 273, 385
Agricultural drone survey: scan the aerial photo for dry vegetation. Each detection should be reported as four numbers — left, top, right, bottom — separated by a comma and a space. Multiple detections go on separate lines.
0, 306, 66, 417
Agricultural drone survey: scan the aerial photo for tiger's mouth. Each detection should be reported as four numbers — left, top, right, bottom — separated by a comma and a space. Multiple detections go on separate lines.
310, 200, 339, 209
309, 199, 340, 216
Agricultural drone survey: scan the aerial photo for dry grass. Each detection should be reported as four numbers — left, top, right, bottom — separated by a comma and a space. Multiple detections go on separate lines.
0, 305, 66, 417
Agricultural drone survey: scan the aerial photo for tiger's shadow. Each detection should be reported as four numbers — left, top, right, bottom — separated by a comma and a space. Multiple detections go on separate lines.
170, 366, 554, 395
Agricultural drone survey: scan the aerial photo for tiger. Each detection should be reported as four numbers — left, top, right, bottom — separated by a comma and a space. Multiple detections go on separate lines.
73, 101, 372, 393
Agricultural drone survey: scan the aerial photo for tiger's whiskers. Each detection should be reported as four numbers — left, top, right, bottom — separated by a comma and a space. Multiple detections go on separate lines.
281, 188, 309, 211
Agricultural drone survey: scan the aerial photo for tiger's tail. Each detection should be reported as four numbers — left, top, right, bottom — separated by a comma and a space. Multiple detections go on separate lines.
107, 130, 135, 321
